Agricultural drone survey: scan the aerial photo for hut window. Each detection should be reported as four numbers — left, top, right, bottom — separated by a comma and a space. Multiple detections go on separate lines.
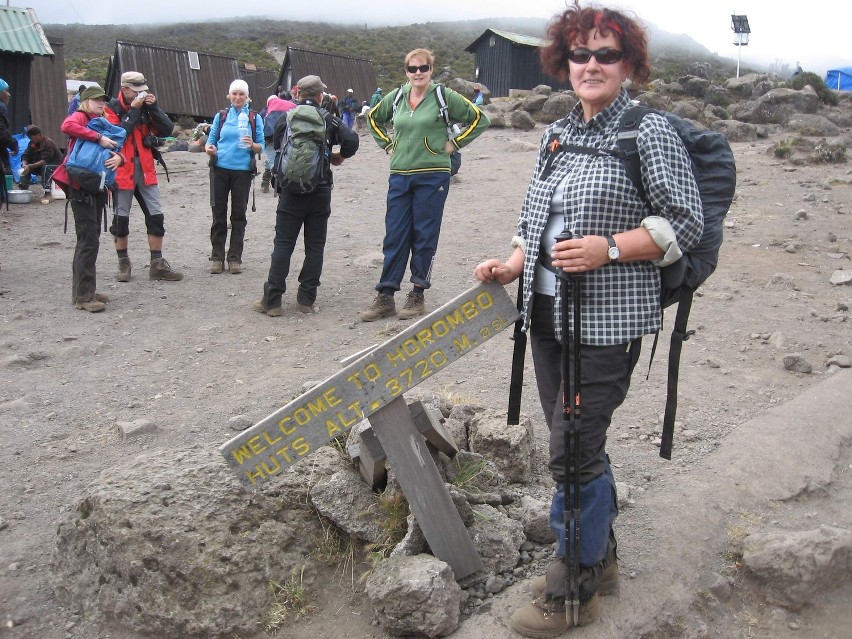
489, 35, 496, 47
188, 51, 200, 70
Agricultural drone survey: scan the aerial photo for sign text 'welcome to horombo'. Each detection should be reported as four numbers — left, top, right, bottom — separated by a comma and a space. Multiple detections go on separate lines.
220, 282, 519, 488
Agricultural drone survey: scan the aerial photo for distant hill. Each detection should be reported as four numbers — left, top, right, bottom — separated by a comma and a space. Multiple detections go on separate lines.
45, 16, 754, 91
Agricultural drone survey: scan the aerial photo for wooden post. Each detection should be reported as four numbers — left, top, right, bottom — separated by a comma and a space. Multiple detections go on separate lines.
369, 397, 484, 578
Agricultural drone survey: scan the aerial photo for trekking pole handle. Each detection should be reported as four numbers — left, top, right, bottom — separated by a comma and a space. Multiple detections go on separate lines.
554, 228, 583, 280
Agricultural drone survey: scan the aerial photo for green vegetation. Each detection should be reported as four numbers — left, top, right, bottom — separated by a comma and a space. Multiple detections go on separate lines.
264, 567, 314, 631
790, 71, 839, 106
45, 17, 748, 92
811, 143, 847, 164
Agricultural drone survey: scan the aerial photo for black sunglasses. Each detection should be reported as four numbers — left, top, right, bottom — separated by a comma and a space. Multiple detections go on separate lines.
567, 47, 624, 65
406, 64, 431, 74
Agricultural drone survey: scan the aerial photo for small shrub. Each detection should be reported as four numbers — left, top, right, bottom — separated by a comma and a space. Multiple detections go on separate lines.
706, 92, 731, 109
789, 71, 839, 106
774, 140, 793, 159
810, 143, 847, 164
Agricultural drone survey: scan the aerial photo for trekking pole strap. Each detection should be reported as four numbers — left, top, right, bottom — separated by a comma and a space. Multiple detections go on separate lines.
659, 289, 695, 460
507, 275, 526, 425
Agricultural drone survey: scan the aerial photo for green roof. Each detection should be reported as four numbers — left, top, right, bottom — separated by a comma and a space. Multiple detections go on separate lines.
0, 6, 54, 56
488, 29, 548, 48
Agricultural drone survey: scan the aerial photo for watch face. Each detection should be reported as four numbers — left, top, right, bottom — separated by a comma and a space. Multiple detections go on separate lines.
608, 246, 619, 260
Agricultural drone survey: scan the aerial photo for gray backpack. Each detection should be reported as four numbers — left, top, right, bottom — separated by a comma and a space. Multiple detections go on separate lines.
274, 105, 329, 194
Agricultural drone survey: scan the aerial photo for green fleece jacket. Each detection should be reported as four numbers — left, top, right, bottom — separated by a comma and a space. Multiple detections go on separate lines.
367, 82, 490, 174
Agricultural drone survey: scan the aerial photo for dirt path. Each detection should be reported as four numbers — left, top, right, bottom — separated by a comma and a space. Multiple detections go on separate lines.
0, 123, 850, 638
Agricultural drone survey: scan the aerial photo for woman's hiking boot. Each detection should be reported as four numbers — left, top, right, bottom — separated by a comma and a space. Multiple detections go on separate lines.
397, 290, 425, 320
209, 260, 225, 274
530, 560, 619, 598
508, 593, 600, 638
149, 258, 183, 281
74, 299, 106, 313
117, 257, 132, 282
360, 293, 395, 322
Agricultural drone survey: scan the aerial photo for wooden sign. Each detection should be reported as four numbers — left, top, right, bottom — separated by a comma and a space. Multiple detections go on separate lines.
220, 282, 519, 488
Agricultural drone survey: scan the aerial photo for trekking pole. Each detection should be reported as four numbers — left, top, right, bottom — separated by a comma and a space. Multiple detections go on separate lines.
555, 227, 582, 626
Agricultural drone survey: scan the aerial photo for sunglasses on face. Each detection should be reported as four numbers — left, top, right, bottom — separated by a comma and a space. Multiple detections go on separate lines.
406, 64, 431, 74
567, 47, 624, 65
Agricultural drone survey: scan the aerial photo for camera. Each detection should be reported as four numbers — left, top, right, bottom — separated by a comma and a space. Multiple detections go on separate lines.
448, 123, 463, 140
142, 135, 166, 149
136, 91, 148, 100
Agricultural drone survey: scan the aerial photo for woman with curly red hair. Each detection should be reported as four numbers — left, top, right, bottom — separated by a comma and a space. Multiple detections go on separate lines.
475, 2, 703, 635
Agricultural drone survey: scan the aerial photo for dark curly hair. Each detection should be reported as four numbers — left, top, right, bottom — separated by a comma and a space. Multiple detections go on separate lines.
540, 1, 650, 86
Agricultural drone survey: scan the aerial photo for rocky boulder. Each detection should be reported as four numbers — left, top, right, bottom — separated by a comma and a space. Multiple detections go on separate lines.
785, 114, 843, 137
366, 554, 462, 638
538, 92, 577, 123
710, 119, 759, 142
50, 447, 331, 639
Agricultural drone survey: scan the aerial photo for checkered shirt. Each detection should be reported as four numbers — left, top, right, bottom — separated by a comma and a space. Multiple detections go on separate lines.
518, 90, 703, 344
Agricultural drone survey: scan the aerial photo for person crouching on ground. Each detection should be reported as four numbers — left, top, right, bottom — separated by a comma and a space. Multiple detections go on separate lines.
107, 71, 183, 282
205, 79, 264, 274
474, 2, 702, 635
254, 75, 359, 317
360, 48, 489, 322
60, 86, 124, 313
18, 126, 63, 190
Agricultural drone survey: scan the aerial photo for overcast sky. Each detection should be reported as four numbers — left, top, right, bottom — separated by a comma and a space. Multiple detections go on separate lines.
30, 0, 851, 75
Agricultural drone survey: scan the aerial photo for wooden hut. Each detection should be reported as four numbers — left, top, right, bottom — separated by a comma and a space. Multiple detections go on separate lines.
464, 29, 571, 98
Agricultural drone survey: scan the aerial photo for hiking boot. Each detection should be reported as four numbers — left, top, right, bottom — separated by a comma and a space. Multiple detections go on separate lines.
253, 300, 282, 317
228, 261, 243, 274
509, 594, 600, 638
531, 561, 620, 598
209, 260, 225, 274
74, 299, 106, 313
397, 290, 425, 320
360, 293, 395, 322
297, 303, 316, 314
261, 169, 271, 193
93, 292, 110, 304
149, 257, 184, 281
117, 257, 132, 282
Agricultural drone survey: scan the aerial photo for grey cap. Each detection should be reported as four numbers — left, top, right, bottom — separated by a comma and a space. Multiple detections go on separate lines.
297, 75, 327, 97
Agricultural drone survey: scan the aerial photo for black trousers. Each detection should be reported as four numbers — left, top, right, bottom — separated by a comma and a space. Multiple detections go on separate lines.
210, 167, 252, 263
261, 187, 332, 308
528, 293, 643, 484
70, 189, 106, 303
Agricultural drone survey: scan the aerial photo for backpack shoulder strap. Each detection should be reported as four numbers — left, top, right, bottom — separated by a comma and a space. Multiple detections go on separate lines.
391, 85, 406, 118
659, 288, 696, 460
214, 109, 227, 141
249, 109, 258, 139
434, 83, 451, 127
616, 105, 653, 205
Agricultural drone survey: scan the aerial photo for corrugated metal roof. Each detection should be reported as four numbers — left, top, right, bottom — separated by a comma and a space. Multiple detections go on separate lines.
276, 47, 377, 107
0, 6, 54, 56
465, 29, 547, 53
106, 41, 240, 121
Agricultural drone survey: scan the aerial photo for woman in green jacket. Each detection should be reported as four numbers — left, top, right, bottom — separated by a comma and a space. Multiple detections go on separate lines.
360, 48, 490, 321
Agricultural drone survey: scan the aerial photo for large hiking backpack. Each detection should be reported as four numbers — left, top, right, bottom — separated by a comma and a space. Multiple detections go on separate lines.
392, 83, 462, 176
274, 104, 329, 195
508, 105, 736, 460
64, 116, 127, 194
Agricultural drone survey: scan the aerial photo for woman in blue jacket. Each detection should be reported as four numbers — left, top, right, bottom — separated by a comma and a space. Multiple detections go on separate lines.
205, 79, 264, 274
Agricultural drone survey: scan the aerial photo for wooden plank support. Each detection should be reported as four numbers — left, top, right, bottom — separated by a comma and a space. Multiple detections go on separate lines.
369, 397, 484, 579
219, 281, 518, 488
356, 425, 387, 488
407, 399, 459, 457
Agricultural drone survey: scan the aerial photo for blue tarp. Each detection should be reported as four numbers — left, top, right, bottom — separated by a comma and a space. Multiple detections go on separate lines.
825, 67, 852, 91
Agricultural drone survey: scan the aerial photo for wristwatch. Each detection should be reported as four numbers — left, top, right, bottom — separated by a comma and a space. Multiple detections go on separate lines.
606, 235, 620, 264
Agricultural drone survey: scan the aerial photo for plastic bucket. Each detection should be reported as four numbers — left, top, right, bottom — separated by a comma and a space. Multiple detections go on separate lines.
50, 181, 66, 200
4, 174, 11, 191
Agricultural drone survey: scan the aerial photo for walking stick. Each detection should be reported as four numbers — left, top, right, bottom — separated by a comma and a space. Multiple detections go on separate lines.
555, 227, 582, 625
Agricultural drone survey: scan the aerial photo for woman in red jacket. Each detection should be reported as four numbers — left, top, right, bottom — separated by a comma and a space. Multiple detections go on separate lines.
60, 86, 123, 313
